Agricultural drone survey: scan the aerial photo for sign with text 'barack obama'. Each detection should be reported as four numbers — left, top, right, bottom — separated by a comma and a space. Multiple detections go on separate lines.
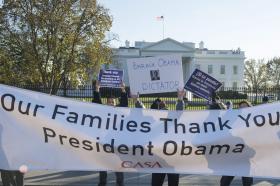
126, 55, 184, 94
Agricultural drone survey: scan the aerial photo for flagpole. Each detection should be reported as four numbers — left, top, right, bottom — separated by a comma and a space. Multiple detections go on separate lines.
162, 17, 165, 39
156, 15, 165, 39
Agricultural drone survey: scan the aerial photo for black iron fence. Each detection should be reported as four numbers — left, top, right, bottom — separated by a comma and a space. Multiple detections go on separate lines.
11, 84, 280, 110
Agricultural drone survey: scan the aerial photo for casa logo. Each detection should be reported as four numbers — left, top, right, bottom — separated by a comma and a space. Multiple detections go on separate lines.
121, 161, 162, 168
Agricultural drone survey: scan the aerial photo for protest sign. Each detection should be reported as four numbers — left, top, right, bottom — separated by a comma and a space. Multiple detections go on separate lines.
1, 84, 280, 178
126, 55, 184, 94
98, 69, 123, 88
184, 69, 222, 100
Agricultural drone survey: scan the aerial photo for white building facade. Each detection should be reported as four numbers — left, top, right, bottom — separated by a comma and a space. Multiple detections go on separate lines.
111, 38, 245, 88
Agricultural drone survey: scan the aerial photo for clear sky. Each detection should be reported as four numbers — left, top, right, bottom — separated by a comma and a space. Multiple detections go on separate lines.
100, 0, 280, 60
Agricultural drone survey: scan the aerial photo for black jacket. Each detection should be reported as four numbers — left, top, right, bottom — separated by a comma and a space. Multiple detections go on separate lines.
92, 91, 128, 107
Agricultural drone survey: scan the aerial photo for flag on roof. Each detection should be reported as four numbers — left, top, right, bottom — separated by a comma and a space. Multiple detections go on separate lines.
156, 16, 164, 20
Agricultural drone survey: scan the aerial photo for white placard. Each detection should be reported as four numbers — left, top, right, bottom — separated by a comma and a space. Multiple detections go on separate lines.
126, 55, 184, 94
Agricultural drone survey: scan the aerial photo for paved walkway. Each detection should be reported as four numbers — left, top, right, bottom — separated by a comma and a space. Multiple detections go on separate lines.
1, 171, 280, 185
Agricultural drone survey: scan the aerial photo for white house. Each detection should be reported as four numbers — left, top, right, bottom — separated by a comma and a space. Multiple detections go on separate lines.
110, 38, 245, 88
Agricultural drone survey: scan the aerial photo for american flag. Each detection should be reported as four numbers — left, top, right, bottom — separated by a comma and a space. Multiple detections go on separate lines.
156, 16, 164, 21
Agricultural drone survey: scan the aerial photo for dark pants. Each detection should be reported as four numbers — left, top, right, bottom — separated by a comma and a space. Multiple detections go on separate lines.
151, 173, 179, 186
220, 176, 253, 186
98, 171, 124, 186
1, 170, 24, 186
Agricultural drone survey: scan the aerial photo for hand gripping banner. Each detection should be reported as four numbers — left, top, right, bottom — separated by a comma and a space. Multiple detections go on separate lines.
0, 84, 280, 178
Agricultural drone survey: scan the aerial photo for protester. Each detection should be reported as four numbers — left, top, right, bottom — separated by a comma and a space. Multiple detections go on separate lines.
262, 96, 269, 104
131, 93, 146, 109
148, 89, 185, 186
92, 80, 128, 186
207, 92, 221, 109
131, 90, 185, 186
220, 100, 253, 186
183, 97, 189, 109
0, 170, 24, 186
225, 101, 233, 109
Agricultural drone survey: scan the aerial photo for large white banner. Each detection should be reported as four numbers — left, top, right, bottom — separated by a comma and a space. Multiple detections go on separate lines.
1, 84, 280, 178
126, 55, 184, 94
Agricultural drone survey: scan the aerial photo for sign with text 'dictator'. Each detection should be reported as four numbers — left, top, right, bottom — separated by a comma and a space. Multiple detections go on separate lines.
126, 55, 184, 94
98, 69, 123, 88
184, 68, 222, 101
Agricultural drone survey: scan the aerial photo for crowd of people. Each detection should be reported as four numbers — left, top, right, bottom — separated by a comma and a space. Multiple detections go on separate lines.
89, 81, 268, 186
0, 81, 272, 186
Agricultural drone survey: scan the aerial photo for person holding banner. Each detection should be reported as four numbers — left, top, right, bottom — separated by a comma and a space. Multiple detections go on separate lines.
220, 101, 254, 186
92, 80, 128, 186
225, 101, 233, 110
131, 93, 146, 109
92, 80, 128, 108
0, 170, 24, 186
150, 89, 185, 186
130, 90, 185, 186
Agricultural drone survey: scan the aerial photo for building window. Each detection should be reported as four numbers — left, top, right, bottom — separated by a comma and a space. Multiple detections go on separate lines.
208, 65, 213, 74
232, 82, 238, 88
195, 64, 200, 70
233, 65, 238, 75
220, 65, 225, 74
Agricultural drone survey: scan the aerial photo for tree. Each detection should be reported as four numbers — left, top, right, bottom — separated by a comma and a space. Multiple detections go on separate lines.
244, 59, 268, 89
266, 57, 280, 101
266, 57, 280, 88
0, 0, 113, 94
244, 59, 269, 103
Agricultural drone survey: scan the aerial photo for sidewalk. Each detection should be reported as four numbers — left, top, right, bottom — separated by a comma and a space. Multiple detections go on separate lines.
1, 171, 280, 186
